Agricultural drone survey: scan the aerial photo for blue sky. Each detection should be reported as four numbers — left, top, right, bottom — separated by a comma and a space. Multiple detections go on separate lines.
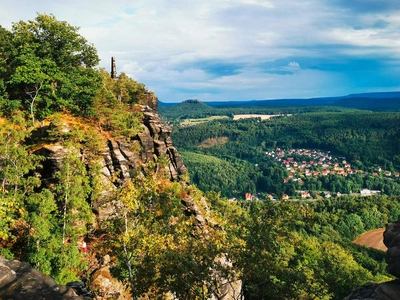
1, 0, 400, 102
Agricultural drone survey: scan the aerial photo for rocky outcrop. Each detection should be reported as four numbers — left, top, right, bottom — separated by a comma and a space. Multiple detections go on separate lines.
384, 221, 400, 278
0, 256, 89, 300
91, 105, 187, 223
143, 90, 158, 111
22, 102, 243, 300
34, 105, 187, 225
209, 256, 243, 300
181, 196, 243, 300
99, 105, 186, 186
89, 255, 129, 299
345, 220, 400, 300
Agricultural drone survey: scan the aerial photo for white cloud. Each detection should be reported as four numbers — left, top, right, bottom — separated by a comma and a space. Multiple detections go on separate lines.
2, 0, 400, 101
288, 61, 300, 68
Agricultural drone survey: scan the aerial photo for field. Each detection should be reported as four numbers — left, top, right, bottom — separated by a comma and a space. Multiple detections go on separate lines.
232, 114, 290, 120
353, 228, 387, 251
179, 115, 229, 126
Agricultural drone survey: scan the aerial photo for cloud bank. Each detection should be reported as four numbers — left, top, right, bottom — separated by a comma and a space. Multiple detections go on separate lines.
2, 0, 400, 102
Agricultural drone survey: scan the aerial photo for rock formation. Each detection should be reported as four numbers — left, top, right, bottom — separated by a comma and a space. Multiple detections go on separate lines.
0, 100, 242, 299
344, 219, 400, 300
0, 256, 90, 300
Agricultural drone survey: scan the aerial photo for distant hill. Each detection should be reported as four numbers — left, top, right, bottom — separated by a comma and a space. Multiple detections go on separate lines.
158, 98, 220, 119
159, 92, 400, 111
344, 91, 400, 98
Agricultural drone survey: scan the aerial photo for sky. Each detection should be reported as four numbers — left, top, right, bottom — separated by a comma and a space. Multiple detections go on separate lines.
1, 0, 400, 102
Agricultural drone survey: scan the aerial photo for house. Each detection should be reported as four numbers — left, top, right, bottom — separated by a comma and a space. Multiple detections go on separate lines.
282, 194, 289, 200
360, 189, 381, 196
385, 171, 392, 177
360, 189, 372, 196
301, 191, 311, 198
322, 170, 330, 176
245, 193, 252, 201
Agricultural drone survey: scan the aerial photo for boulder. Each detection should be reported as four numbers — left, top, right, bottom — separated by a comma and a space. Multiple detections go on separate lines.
0, 256, 89, 300
384, 221, 400, 278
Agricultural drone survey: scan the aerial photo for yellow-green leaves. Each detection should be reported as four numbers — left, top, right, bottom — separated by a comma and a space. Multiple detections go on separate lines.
0, 115, 41, 240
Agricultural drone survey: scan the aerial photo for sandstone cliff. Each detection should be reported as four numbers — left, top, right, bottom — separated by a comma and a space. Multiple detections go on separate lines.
0, 98, 242, 299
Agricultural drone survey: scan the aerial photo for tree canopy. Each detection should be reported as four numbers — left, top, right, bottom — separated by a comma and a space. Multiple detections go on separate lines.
0, 13, 101, 121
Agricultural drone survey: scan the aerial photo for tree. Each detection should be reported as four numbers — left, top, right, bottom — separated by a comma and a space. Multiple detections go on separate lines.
0, 26, 13, 102
6, 13, 101, 120
0, 113, 42, 240
55, 143, 91, 244
24, 189, 59, 275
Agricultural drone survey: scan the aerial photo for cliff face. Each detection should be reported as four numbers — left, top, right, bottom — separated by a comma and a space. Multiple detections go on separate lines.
34, 104, 187, 225
98, 105, 187, 185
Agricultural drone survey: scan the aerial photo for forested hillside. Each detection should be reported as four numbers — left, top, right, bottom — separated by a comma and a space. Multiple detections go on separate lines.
0, 13, 398, 300
172, 112, 400, 199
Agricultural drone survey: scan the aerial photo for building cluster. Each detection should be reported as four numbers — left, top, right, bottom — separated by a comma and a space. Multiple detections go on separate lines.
266, 148, 399, 180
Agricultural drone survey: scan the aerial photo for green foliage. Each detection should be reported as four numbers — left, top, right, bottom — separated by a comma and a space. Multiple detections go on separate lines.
3, 13, 101, 121
105, 173, 234, 299
159, 100, 223, 120
181, 151, 259, 197
92, 69, 145, 138
55, 144, 92, 244
0, 113, 42, 240
216, 198, 392, 300
24, 189, 58, 273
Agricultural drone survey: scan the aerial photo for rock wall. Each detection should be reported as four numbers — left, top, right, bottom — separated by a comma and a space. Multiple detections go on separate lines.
93, 105, 187, 223
34, 104, 187, 224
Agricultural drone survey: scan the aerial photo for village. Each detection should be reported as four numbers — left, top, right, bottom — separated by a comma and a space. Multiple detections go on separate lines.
259, 147, 400, 200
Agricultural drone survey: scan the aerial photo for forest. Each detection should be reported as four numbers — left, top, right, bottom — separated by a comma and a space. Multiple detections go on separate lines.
169, 111, 400, 199
0, 13, 398, 300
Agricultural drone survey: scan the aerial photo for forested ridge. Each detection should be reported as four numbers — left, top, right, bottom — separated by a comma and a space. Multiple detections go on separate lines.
0, 13, 398, 300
